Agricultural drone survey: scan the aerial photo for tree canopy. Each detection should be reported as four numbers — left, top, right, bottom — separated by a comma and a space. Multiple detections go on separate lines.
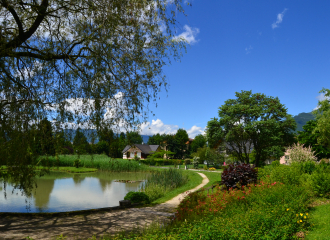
0, 0, 189, 195
206, 90, 296, 166
313, 88, 330, 149
297, 120, 330, 159
190, 134, 206, 153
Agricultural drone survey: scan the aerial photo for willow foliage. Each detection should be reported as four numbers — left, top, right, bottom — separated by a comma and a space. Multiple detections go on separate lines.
0, 0, 189, 195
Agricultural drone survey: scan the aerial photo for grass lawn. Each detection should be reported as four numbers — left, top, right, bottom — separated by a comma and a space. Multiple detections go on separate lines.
196, 170, 222, 189
306, 201, 330, 240
151, 170, 203, 204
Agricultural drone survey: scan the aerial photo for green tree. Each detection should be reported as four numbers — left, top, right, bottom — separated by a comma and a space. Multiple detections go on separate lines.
148, 133, 166, 145
297, 120, 330, 159
174, 128, 189, 159
35, 119, 55, 156
126, 131, 143, 145
191, 146, 224, 166
0, 0, 189, 194
73, 129, 91, 154
190, 134, 206, 153
206, 90, 296, 167
313, 88, 330, 149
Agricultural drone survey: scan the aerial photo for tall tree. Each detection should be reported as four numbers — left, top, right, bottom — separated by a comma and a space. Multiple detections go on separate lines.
174, 128, 189, 159
148, 133, 166, 145
297, 120, 330, 159
206, 90, 296, 166
0, 0, 189, 194
190, 134, 206, 153
73, 128, 90, 154
35, 118, 55, 156
126, 131, 143, 145
313, 88, 330, 149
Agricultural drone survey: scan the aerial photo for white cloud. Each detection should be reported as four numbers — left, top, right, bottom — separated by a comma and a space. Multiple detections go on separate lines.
186, 125, 205, 138
245, 45, 253, 54
272, 8, 288, 29
139, 119, 205, 138
314, 93, 330, 110
316, 93, 329, 102
173, 25, 200, 44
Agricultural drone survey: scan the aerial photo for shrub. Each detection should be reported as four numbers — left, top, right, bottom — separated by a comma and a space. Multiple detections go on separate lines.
124, 191, 150, 204
73, 159, 81, 168
209, 167, 216, 171
184, 159, 191, 165
263, 164, 302, 186
299, 161, 317, 174
203, 165, 208, 170
192, 156, 200, 169
143, 184, 165, 202
221, 163, 258, 189
285, 143, 317, 163
271, 160, 280, 167
133, 155, 140, 161
311, 171, 330, 198
320, 158, 330, 164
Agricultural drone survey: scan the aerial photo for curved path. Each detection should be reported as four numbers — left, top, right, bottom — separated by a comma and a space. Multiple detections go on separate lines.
0, 173, 208, 240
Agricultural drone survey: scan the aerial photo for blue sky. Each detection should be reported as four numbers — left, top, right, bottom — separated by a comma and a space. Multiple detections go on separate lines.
139, 0, 330, 138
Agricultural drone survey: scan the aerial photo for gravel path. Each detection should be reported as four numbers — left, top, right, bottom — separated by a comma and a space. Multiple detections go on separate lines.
0, 173, 208, 240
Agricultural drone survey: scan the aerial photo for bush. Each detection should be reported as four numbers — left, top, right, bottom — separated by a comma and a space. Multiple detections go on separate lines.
320, 158, 330, 164
73, 159, 81, 168
286, 143, 317, 163
184, 159, 191, 165
193, 156, 199, 169
271, 160, 280, 167
124, 191, 150, 204
311, 171, 330, 198
143, 184, 165, 202
262, 164, 302, 186
299, 161, 317, 174
221, 163, 258, 189
203, 165, 208, 170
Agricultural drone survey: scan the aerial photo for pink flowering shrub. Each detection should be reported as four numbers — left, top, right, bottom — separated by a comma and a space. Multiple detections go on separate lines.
285, 143, 317, 163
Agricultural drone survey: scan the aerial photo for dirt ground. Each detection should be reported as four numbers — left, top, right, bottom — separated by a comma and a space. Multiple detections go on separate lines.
0, 173, 208, 240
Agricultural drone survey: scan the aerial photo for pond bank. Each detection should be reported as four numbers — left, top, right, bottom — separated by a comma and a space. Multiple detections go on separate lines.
0, 173, 208, 240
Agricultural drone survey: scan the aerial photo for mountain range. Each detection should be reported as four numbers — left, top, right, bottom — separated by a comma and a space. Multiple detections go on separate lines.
293, 112, 315, 132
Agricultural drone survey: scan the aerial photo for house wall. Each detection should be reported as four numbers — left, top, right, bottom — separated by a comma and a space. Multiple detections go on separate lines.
280, 151, 290, 165
123, 147, 143, 159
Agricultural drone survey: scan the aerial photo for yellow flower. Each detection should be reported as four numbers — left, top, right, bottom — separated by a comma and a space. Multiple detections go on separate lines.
297, 221, 300, 223
300, 220, 302, 222
306, 213, 308, 215
296, 214, 298, 217
300, 213, 303, 216
304, 216, 306, 219
286, 208, 289, 211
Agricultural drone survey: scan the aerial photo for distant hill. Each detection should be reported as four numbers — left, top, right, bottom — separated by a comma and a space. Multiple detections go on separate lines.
293, 112, 315, 132
63, 129, 151, 143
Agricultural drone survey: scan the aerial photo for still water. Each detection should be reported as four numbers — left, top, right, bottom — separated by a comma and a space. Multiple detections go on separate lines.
0, 171, 147, 213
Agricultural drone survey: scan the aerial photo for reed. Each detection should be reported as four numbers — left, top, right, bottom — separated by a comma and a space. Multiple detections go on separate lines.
36, 155, 147, 172
143, 168, 189, 202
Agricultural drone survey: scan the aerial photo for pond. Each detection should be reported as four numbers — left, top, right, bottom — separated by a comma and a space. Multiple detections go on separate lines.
0, 171, 147, 213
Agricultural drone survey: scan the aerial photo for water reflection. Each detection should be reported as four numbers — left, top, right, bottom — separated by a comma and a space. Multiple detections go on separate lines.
0, 171, 147, 213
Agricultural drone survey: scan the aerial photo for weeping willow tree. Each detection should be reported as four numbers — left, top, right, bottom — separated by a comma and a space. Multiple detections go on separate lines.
0, 0, 189, 197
